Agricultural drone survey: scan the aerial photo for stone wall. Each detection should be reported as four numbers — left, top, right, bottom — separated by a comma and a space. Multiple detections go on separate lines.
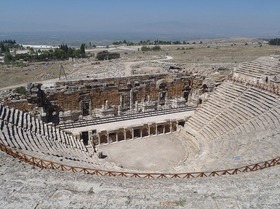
54, 74, 196, 112
3, 99, 34, 112
2, 73, 203, 123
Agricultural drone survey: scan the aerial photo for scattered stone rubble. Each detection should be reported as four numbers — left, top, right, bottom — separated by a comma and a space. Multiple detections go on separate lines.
0, 55, 279, 208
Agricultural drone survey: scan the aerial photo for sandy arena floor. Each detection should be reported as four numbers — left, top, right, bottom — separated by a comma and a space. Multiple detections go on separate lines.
99, 134, 185, 172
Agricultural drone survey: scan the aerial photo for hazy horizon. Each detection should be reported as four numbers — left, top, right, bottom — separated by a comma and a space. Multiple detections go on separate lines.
1, 0, 280, 45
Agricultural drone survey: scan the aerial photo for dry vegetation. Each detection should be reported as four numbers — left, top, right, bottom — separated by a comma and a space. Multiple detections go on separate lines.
1, 38, 279, 89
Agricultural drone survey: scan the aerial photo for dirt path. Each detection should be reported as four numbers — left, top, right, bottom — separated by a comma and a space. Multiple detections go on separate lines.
122, 55, 173, 76
0, 78, 59, 90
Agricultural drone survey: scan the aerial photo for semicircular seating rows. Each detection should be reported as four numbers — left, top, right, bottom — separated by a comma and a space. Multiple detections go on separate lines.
0, 79, 279, 175
178, 79, 280, 172
234, 55, 280, 79
0, 104, 95, 167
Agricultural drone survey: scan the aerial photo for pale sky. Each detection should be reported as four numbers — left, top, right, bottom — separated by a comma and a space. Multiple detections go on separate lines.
1, 0, 280, 38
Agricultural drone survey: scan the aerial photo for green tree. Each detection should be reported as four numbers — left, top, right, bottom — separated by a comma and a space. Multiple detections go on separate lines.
74, 49, 82, 58
80, 43, 86, 58
4, 52, 13, 63
141, 46, 150, 51
0, 42, 6, 53
152, 46, 161, 51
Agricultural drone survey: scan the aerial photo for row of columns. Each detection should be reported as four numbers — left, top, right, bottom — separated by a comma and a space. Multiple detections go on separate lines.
81, 120, 186, 146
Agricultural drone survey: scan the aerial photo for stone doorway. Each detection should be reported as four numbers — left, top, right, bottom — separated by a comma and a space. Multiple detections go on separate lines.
82, 101, 90, 116
81, 131, 89, 145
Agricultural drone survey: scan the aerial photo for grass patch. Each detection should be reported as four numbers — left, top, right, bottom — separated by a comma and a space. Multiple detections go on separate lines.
15, 86, 27, 95
175, 199, 186, 207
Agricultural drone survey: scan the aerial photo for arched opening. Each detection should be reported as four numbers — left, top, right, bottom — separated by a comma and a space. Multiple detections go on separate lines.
182, 83, 191, 102
100, 134, 107, 144
126, 130, 132, 140
109, 133, 117, 143
159, 91, 167, 105
165, 124, 170, 133
172, 123, 177, 132
82, 101, 90, 116
178, 121, 185, 127
157, 125, 164, 134
118, 132, 124, 141
134, 129, 141, 138
157, 79, 168, 106
81, 131, 89, 146
150, 126, 156, 135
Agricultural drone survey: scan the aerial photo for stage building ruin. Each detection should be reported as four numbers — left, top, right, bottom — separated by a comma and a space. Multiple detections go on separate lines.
1, 72, 206, 147
3, 73, 205, 123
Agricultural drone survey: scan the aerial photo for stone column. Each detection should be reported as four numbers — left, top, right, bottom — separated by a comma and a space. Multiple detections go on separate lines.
135, 101, 138, 112
116, 132, 118, 142
130, 89, 133, 110
105, 100, 109, 109
158, 93, 161, 105
120, 95, 123, 107
140, 129, 143, 138
89, 101, 92, 116
165, 91, 168, 105
107, 131, 110, 144
88, 131, 92, 144
170, 121, 173, 133
148, 124, 151, 136
155, 125, 158, 135
118, 105, 122, 116
163, 124, 165, 134
124, 128, 127, 140
131, 128, 134, 139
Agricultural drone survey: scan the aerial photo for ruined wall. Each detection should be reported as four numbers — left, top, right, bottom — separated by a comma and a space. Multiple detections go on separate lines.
1, 73, 203, 122
133, 84, 158, 103
168, 80, 186, 97
55, 92, 80, 111
53, 74, 195, 112
3, 100, 34, 112
90, 87, 119, 107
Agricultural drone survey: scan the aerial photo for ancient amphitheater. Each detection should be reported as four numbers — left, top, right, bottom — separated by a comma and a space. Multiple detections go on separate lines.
0, 55, 280, 208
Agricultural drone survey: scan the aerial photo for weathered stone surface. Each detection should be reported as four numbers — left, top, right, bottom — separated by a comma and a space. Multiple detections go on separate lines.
0, 55, 280, 208
0, 151, 279, 209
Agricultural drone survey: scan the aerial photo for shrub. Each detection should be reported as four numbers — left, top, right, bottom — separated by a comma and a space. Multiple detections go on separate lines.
15, 86, 27, 95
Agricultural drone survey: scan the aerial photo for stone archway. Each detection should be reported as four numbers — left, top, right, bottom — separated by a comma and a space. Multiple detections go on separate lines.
142, 127, 148, 137
134, 129, 141, 138
165, 124, 170, 133
126, 130, 132, 140
109, 133, 117, 143
100, 134, 107, 144
118, 131, 124, 141
157, 125, 164, 134
178, 121, 185, 127
172, 122, 177, 132
150, 126, 156, 135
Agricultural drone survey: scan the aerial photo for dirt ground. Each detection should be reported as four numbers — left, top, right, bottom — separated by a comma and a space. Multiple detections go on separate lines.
99, 134, 185, 172
1, 38, 280, 89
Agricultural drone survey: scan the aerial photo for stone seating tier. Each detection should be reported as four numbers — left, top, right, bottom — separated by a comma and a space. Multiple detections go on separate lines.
0, 104, 94, 166
181, 79, 279, 171
0, 77, 279, 174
